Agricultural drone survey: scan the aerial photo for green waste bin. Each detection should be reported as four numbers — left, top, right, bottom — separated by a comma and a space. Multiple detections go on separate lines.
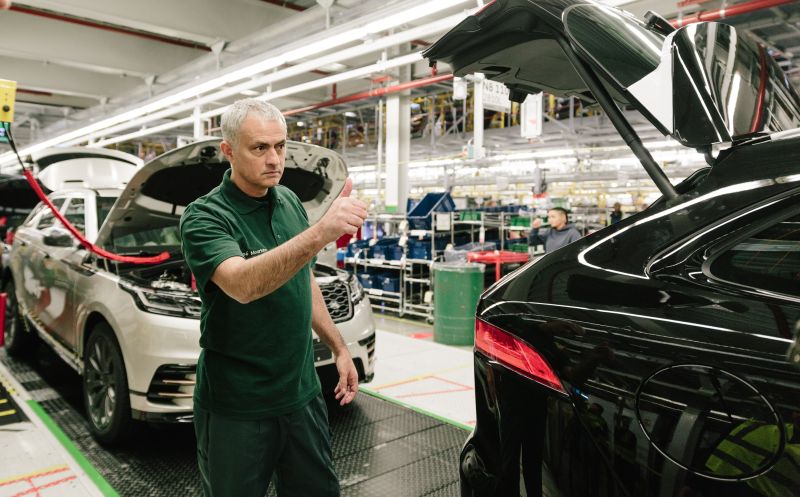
432, 262, 485, 345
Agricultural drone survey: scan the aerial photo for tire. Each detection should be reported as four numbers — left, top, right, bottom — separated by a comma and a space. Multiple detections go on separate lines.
2, 279, 36, 357
83, 322, 134, 445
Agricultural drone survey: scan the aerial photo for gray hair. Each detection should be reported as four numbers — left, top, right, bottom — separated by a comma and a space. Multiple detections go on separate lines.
221, 98, 287, 146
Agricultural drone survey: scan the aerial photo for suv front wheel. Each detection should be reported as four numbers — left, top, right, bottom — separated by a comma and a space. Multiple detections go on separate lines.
2, 279, 36, 357
83, 322, 133, 445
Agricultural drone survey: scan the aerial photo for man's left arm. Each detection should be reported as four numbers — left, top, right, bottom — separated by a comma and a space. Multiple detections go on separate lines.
310, 274, 358, 405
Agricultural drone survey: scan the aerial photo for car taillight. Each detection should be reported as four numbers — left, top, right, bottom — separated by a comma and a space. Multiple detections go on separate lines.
475, 318, 567, 395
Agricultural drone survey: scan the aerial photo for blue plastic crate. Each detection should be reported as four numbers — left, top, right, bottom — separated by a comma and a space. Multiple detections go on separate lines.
384, 245, 403, 260
407, 192, 455, 230
409, 245, 431, 260
346, 239, 370, 257
370, 273, 386, 289
381, 276, 400, 293
367, 244, 384, 259
357, 273, 373, 289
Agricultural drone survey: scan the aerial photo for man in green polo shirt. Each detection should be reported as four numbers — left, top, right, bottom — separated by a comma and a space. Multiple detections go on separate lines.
179, 99, 367, 497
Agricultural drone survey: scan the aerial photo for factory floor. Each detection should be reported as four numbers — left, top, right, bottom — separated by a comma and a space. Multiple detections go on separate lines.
0, 315, 475, 497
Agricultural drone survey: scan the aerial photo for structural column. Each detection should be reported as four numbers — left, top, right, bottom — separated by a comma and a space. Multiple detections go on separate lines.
384, 53, 411, 214
472, 73, 484, 159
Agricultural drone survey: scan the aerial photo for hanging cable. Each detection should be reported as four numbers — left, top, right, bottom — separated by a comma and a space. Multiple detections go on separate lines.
3, 122, 170, 264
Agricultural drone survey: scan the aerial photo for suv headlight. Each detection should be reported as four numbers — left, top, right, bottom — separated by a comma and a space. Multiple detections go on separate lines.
119, 280, 201, 319
348, 274, 365, 305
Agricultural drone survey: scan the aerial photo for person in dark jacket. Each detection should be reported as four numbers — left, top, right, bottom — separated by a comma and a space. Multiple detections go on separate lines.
528, 207, 582, 253
609, 202, 623, 225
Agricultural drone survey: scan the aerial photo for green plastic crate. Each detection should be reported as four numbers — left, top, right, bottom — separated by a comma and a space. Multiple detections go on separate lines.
510, 216, 531, 227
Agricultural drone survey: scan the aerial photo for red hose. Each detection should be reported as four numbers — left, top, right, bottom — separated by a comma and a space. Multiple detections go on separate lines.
22, 170, 170, 264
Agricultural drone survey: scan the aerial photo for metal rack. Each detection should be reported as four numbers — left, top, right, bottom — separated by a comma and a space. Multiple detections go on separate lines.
345, 208, 536, 322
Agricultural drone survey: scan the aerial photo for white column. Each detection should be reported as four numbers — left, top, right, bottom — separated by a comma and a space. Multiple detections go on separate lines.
384, 59, 411, 214
473, 73, 485, 159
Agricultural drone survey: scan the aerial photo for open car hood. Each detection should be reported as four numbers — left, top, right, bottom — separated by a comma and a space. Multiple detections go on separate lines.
424, 0, 800, 148
94, 139, 347, 250
30, 147, 142, 170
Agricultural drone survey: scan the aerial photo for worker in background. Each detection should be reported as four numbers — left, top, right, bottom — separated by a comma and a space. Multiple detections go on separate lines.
609, 202, 623, 225
528, 207, 582, 253
180, 99, 368, 497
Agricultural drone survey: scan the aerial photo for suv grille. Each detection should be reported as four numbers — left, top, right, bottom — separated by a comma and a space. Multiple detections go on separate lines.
321, 281, 352, 323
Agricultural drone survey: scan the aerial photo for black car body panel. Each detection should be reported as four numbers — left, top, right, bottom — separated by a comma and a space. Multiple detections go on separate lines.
426, 1, 800, 496
467, 138, 800, 497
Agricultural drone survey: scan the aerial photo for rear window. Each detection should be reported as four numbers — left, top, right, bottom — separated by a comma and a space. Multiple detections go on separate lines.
564, 4, 664, 88
710, 213, 800, 297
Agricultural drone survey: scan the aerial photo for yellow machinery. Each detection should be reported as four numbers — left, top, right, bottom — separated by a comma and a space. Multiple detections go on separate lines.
0, 79, 17, 123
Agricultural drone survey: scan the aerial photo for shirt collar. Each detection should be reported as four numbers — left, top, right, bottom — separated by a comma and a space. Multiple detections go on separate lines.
220, 169, 281, 214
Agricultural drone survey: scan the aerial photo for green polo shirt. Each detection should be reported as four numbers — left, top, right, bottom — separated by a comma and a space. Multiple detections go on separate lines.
179, 169, 319, 419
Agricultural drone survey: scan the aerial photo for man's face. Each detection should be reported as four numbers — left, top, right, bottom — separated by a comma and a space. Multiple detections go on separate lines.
548, 210, 566, 229
221, 115, 286, 196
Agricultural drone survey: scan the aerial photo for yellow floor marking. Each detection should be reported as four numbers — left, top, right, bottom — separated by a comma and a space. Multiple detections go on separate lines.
370, 362, 472, 391
0, 409, 17, 416
0, 465, 70, 485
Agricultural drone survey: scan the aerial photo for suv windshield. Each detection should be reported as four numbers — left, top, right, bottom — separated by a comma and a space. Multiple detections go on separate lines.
111, 225, 181, 252
97, 196, 117, 227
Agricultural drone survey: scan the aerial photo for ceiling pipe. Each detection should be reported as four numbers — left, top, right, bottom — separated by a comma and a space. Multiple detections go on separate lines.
671, 0, 796, 28
9, 5, 211, 50
284, 74, 454, 116
17, 88, 53, 96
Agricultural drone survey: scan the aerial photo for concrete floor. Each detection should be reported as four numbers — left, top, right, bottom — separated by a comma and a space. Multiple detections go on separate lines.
0, 312, 476, 497
364, 313, 476, 428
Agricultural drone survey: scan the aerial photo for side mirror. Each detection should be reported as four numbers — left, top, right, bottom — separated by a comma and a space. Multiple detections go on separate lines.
43, 228, 74, 248
790, 321, 800, 370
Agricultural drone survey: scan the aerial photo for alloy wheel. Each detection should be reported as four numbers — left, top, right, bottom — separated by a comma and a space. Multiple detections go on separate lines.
84, 335, 117, 431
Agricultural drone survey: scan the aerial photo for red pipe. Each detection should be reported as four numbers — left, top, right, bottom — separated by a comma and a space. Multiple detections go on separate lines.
17, 88, 53, 96
671, 0, 795, 27
10, 5, 211, 51
284, 74, 454, 116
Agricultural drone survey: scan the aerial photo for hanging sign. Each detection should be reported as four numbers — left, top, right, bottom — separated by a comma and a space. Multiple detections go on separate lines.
482, 79, 510, 112
521, 92, 543, 138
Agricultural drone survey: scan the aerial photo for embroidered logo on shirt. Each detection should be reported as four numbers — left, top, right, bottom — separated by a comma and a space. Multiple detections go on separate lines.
243, 248, 269, 259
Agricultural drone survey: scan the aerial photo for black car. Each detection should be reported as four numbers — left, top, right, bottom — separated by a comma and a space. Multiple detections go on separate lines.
425, 1, 800, 496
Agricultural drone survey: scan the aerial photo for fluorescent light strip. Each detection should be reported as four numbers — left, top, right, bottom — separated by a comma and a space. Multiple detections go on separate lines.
91, 53, 423, 147
0, 0, 471, 164
93, 117, 197, 147
65, 14, 466, 148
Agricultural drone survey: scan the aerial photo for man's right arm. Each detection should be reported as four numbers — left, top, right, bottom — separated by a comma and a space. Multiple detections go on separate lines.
212, 226, 326, 304
528, 227, 547, 247
212, 178, 366, 304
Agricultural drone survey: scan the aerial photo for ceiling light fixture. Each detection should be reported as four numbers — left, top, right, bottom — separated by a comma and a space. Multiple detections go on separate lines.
0, 0, 472, 165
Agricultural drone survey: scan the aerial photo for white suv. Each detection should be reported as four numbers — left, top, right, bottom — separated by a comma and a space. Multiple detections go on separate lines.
3, 140, 375, 444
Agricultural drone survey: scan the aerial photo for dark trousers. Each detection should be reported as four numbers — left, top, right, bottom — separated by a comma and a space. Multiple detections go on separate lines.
194, 394, 339, 497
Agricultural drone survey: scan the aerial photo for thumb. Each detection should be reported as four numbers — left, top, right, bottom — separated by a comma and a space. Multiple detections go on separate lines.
339, 177, 353, 198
